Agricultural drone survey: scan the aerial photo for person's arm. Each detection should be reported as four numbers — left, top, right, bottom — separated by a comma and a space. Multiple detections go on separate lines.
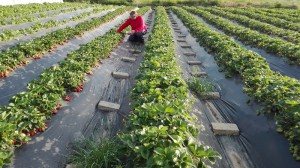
117, 19, 130, 33
134, 16, 145, 32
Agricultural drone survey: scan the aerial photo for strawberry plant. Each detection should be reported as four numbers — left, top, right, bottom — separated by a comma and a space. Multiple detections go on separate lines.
222, 7, 300, 32
203, 7, 300, 45
172, 6, 300, 160
259, 8, 300, 18
0, 5, 113, 42
0, 3, 93, 19
185, 7, 300, 64
119, 7, 220, 167
0, 6, 133, 78
244, 8, 300, 23
0, 6, 149, 167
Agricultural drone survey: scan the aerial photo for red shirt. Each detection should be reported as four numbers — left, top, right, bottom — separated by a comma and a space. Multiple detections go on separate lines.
117, 16, 147, 33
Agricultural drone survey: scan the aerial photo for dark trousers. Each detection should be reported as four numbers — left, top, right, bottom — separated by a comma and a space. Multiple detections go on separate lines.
128, 31, 147, 43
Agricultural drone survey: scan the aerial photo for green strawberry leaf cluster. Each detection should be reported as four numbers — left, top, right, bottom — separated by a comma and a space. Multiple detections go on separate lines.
119, 6, 221, 167
172, 6, 300, 160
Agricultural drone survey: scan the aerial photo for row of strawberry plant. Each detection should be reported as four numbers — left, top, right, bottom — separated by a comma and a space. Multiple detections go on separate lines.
0, 2, 88, 19
119, 6, 220, 167
0, 6, 113, 42
0, 6, 150, 167
171, 6, 300, 160
221, 7, 300, 32
243, 8, 300, 23
259, 8, 300, 18
68, 6, 112, 21
184, 7, 300, 64
202, 7, 300, 44
0, 5, 88, 26
0, 6, 132, 78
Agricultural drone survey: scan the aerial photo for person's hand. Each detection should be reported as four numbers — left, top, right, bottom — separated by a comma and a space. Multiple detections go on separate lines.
126, 31, 132, 35
126, 30, 135, 35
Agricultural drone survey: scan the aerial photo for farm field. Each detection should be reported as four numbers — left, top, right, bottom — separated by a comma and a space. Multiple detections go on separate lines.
0, 1, 300, 168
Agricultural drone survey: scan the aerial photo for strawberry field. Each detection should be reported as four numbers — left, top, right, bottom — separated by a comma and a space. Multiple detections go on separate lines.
0, 2, 300, 168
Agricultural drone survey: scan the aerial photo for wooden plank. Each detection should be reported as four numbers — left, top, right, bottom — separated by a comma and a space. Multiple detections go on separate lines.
183, 52, 196, 56
178, 35, 186, 38
129, 49, 142, 53
180, 44, 192, 48
211, 122, 239, 135
201, 92, 220, 99
187, 61, 202, 65
111, 72, 130, 79
121, 57, 136, 63
98, 101, 120, 111
66, 164, 76, 168
177, 39, 186, 42
191, 72, 207, 77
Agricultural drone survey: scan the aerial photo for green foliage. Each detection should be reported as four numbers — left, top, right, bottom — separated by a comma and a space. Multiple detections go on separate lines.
119, 6, 221, 167
0, 5, 88, 26
203, 7, 300, 44
69, 138, 124, 168
64, 0, 222, 6
63, 0, 299, 8
0, 3, 87, 18
187, 77, 215, 96
0, 5, 111, 42
0, 6, 137, 167
223, 7, 300, 32
0, 6, 130, 76
91, 0, 130, 5
185, 6, 300, 64
171, 6, 300, 160
135, 0, 221, 6
64, 0, 130, 5
65, 0, 91, 2
247, 8, 300, 22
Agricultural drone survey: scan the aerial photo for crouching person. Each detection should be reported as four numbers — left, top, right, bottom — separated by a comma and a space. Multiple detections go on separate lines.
117, 11, 147, 44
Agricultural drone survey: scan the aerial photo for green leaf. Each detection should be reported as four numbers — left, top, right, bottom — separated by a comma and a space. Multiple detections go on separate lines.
153, 155, 165, 166
154, 147, 165, 155
165, 106, 175, 113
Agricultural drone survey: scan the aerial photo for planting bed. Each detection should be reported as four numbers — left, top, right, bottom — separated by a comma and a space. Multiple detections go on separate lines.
0, 7, 127, 107
1, 3, 300, 168
0, 6, 132, 78
0, 9, 114, 51
169, 11, 253, 168
201, 7, 300, 44
171, 6, 300, 167
185, 7, 300, 65
2, 6, 152, 168
181, 8, 300, 80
